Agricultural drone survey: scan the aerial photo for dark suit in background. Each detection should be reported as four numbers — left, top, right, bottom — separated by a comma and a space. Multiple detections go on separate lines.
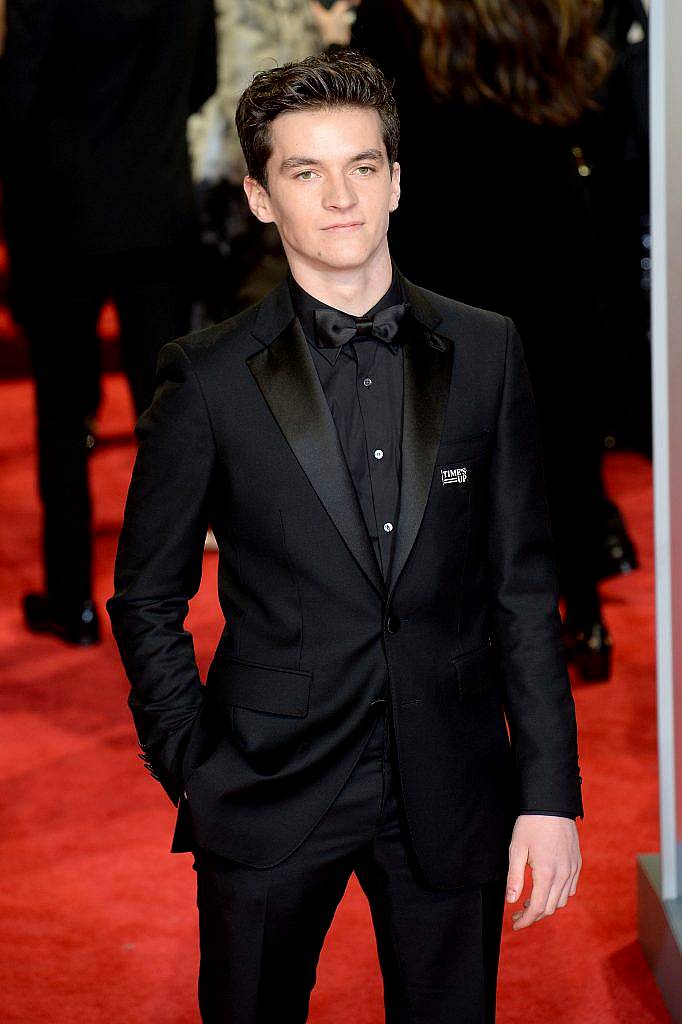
108, 273, 583, 1020
0, 0, 216, 614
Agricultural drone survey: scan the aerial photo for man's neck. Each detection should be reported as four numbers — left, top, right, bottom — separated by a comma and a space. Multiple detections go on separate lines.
287, 246, 394, 316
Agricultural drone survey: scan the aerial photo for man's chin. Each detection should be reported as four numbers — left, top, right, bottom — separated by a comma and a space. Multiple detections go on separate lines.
314, 242, 381, 272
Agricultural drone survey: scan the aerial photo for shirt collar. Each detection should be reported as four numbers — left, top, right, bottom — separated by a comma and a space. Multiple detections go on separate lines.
288, 267, 404, 365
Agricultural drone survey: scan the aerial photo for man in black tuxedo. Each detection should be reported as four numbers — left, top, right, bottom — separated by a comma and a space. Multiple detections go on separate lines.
108, 50, 583, 1024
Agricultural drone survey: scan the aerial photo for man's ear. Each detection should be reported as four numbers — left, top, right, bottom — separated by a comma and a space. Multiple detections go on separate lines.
389, 162, 401, 212
243, 176, 275, 224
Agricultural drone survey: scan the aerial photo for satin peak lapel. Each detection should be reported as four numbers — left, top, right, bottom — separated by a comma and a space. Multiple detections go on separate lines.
247, 318, 386, 598
388, 315, 454, 595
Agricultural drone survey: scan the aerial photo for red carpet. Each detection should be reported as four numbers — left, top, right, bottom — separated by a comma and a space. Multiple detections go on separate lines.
0, 372, 671, 1023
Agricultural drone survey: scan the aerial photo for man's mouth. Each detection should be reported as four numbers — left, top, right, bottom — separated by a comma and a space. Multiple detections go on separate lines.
322, 221, 364, 231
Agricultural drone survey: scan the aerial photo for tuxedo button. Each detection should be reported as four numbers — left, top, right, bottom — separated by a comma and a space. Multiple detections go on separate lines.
386, 614, 400, 634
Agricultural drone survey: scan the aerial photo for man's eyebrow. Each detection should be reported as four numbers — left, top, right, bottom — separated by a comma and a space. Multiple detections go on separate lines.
279, 156, 321, 172
279, 149, 386, 173
351, 149, 385, 163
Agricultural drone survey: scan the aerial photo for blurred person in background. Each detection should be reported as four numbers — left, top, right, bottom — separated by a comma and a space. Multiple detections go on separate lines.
0, 0, 216, 644
355, 0, 630, 682
188, 0, 361, 327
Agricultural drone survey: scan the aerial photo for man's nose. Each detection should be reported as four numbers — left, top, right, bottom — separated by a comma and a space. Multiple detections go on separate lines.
322, 175, 357, 209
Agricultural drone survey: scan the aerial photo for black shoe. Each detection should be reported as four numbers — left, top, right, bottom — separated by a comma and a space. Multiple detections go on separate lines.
598, 502, 638, 581
84, 417, 98, 453
563, 619, 613, 682
23, 592, 101, 646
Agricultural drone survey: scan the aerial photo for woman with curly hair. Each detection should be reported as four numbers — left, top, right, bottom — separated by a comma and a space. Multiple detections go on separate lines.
356, 0, 620, 681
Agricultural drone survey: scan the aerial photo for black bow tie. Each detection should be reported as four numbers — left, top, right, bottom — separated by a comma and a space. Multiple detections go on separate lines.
314, 303, 408, 349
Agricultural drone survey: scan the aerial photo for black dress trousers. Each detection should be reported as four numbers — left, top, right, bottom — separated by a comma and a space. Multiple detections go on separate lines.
193, 701, 507, 1024
20, 244, 193, 606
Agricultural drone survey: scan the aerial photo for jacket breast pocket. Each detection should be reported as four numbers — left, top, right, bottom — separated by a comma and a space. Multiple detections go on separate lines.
436, 434, 491, 501
206, 652, 312, 768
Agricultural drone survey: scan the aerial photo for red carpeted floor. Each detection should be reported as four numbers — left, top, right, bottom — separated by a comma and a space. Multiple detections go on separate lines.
0, 372, 671, 1024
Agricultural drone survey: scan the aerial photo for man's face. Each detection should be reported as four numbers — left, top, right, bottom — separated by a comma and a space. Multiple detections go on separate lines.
244, 105, 400, 274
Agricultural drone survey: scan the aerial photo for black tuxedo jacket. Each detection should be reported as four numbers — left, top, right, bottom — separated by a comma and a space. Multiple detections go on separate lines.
107, 274, 583, 890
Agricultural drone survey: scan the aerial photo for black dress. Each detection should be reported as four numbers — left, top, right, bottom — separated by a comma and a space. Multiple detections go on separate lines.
354, 0, 611, 623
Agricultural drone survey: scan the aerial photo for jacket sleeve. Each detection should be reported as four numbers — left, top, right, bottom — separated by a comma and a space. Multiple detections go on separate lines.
106, 341, 215, 804
487, 317, 584, 818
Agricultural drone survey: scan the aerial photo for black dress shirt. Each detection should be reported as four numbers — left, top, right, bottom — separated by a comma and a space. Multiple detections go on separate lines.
289, 271, 405, 582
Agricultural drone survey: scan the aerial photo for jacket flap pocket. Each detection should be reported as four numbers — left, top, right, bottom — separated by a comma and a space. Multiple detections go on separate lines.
453, 641, 501, 702
207, 653, 312, 718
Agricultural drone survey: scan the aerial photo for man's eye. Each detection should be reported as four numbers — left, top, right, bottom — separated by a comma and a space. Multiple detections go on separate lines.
354, 166, 375, 175
296, 170, 317, 180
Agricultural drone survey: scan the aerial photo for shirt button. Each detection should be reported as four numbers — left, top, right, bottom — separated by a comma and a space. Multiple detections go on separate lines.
363, 377, 373, 387
383, 522, 393, 533
374, 449, 384, 460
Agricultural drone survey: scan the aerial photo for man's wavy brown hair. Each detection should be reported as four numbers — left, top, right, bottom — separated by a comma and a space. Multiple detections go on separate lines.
403, 0, 612, 125
236, 50, 400, 190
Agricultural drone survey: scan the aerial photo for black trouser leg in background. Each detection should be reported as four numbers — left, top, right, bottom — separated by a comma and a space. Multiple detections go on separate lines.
537, 395, 605, 624
23, 244, 193, 605
24, 261, 106, 606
